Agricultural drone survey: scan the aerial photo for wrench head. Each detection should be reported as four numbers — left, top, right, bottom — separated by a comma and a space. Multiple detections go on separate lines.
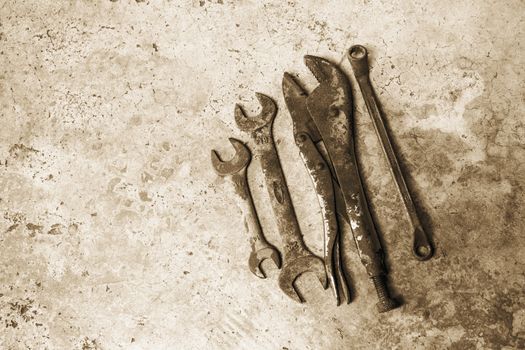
248, 247, 282, 279
210, 138, 251, 176
234, 93, 277, 132
278, 256, 328, 303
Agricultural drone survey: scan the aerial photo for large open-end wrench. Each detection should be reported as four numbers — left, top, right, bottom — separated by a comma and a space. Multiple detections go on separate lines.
211, 138, 281, 278
348, 45, 433, 261
235, 93, 327, 303
304, 56, 398, 312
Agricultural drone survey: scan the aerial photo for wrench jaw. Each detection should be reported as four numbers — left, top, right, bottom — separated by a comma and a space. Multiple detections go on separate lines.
304, 55, 347, 86
234, 93, 277, 133
248, 247, 282, 279
278, 256, 328, 303
210, 138, 251, 176
304, 55, 352, 116
282, 73, 308, 101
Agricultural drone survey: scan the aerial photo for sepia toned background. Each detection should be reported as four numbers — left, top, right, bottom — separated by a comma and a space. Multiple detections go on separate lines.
1, 0, 524, 349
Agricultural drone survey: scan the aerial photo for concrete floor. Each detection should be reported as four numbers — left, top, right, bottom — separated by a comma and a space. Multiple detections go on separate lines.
1, 1, 524, 349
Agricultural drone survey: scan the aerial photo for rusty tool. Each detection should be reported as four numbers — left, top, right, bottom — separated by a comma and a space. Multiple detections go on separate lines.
283, 73, 351, 305
348, 45, 433, 261
283, 56, 398, 312
211, 138, 281, 278
235, 93, 328, 303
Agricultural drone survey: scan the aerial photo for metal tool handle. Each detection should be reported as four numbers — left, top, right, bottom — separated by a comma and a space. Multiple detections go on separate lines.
259, 138, 307, 258
334, 227, 351, 304
348, 44, 433, 261
230, 171, 267, 251
295, 132, 341, 302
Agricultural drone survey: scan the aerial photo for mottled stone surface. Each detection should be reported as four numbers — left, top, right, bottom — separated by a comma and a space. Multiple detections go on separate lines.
1, 1, 524, 349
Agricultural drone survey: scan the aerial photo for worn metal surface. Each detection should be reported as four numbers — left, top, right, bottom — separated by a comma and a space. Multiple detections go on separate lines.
211, 138, 281, 279
348, 44, 433, 261
235, 93, 327, 303
283, 72, 350, 305
300, 55, 397, 312
1, 1, 524, 348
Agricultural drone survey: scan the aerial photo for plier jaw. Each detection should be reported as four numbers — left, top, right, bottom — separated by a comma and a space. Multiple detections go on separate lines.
282, 72, 322, 144
304, 56, 353, 147
282, 55, 353, 143
304, 55, 349, 88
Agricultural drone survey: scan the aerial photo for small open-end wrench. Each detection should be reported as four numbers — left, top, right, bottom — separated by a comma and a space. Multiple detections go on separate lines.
235, 93, 328, 303
348, 45, 433, 261
211, 138, 281, 278
304, 55, 398, 312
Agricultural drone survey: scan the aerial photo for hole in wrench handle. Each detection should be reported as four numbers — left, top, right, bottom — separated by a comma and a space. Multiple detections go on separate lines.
273, 181, 284, 204
413, 226, 433, 261
348, 45, 370, 79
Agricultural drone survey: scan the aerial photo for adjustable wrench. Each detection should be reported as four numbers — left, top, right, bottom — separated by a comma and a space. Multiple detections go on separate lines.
235, 93, 328, 303
211, 138, 281, 278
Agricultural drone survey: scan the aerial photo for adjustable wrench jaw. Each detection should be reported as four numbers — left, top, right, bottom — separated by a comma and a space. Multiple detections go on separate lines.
304, 55, 351, 95
304, 55, 353, 151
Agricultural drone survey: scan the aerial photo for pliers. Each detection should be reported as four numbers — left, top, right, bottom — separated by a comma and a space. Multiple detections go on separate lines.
282, 55, 398, 311
282, 61, 351, 305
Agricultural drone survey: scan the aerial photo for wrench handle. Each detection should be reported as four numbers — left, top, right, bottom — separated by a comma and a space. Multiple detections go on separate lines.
230, 171, 267, 250
258, 140, 306, 258
348, 44, 433, 261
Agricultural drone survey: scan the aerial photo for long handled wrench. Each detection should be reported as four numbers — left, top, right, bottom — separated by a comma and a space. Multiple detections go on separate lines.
348, 45, 433, 261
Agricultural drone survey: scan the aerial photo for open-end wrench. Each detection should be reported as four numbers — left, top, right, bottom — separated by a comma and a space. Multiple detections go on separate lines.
304, 55, 398, 312
348, 45, 433, 261
235, 93, 328, 303
211, 138, 281, 278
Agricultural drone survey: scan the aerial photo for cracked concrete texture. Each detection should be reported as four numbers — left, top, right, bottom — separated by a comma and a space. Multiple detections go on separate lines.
0, 0, 524, 348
